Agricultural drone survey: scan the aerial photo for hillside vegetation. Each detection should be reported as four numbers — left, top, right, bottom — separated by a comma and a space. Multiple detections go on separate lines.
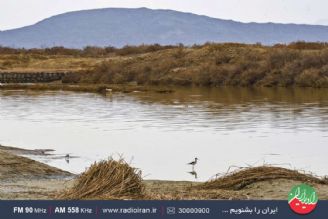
0, 45, 174, 72
1, 42, 328, 87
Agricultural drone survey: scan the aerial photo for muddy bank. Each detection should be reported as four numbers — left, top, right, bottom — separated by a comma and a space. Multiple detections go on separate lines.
1, 145, 328, 200
0, 83, 174, 94
0, 145, 74, 199
0, 145, 55, 156
0, 145, 71, 179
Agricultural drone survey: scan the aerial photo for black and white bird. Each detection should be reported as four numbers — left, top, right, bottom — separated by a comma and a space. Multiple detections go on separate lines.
188, 158, 198, 167
65, 154, 70, 163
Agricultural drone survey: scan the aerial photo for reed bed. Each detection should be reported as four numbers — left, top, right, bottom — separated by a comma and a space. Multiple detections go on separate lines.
199, 166, 328, 190
58, 158, 145, 200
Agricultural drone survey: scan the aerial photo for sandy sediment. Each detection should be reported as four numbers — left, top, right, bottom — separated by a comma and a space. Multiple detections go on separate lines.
0, 145, 74, 199
0, 145, 71, 179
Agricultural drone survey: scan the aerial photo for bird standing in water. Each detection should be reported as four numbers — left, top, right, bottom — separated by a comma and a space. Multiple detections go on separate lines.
188, 157, 198, 170
65, 154, 70, 163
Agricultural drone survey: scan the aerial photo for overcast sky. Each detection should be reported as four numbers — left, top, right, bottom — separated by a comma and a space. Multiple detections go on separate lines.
1, 0, 328, 30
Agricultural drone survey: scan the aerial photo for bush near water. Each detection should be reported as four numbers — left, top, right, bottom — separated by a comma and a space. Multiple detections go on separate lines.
58, 158, 144, 200
2, 42, 328, 87
199, 166, 328, 190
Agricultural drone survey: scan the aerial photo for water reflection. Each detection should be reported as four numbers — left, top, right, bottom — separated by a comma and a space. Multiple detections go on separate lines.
0, 87, 327, 181
128, 87, 328, 132
65, 154, 70, 164
187, 157, 199, 180
187, 170, 198, 180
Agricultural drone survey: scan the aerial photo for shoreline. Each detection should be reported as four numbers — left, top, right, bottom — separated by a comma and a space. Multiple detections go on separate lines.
0, 83, 176, 94
1, 145, 328, 200
0, 145, 74, 200
2, 83, 328, 94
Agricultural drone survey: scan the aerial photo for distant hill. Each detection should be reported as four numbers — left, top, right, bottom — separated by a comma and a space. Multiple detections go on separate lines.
1, 7, 328, 48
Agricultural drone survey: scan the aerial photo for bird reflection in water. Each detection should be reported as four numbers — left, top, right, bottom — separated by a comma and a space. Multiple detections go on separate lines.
187, 157, 199, 180
188, 170, 198, 179
65, 154, 70, 164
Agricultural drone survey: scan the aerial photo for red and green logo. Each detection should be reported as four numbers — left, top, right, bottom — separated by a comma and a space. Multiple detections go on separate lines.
288, 184, 318, 215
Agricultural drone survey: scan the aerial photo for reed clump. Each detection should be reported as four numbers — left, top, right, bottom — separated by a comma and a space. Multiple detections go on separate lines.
58, 158, 145, 200
199, 166, 328, 190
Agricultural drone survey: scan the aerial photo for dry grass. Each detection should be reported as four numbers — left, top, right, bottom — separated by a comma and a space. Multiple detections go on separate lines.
198, 166, 328, 191
0, 54, 103, 72
2, 42, 328, 87
57, 158, 145, 200
76, 43, 328, 87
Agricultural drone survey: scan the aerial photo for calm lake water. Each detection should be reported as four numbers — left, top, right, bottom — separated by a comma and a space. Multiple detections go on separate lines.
0, 87, 328, 181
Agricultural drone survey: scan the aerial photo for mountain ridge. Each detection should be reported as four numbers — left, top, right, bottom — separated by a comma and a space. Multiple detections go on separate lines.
1, 7, 328, 48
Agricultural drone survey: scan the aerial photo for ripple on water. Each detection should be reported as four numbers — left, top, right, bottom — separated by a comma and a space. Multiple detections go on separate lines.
0, 87, 328, 181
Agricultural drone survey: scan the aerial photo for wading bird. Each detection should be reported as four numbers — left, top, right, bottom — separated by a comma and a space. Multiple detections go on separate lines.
65, 154, 70, 163
188, 157, 198, 169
